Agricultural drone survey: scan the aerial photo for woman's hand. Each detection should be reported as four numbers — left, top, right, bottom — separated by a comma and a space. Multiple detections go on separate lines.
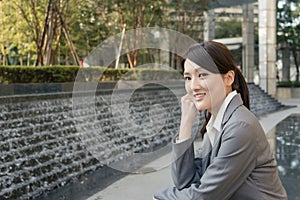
178, 94, 197, 141
153, 198, 158, 200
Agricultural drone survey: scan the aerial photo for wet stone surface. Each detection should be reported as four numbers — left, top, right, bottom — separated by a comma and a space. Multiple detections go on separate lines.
0, 82, 285, 199
270, 114, 300, 200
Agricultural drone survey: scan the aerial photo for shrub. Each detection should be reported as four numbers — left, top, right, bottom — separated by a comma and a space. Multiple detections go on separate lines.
277, 81, 300, 87
0, 66, 182, 83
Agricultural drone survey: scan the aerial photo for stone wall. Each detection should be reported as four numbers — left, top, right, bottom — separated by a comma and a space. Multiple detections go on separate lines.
276, 87, 300, 99
0, 82, 284, 199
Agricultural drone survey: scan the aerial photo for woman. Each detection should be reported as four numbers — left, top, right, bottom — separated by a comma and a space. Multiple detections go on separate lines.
153, 41, 287, 200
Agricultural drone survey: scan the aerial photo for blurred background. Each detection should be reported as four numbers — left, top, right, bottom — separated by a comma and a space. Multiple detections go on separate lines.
0, 0, 299, 86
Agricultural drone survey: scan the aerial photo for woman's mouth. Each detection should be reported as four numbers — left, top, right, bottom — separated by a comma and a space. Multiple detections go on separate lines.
194, 93, 206, 101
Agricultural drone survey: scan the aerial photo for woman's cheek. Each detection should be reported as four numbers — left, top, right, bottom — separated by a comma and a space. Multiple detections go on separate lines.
194, 98, 210, 111
185, 83, 192, 94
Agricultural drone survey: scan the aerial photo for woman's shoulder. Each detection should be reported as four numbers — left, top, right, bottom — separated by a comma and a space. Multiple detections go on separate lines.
223, 105, 264, 137
231, 105, 259, 124
224, 94, 259, 128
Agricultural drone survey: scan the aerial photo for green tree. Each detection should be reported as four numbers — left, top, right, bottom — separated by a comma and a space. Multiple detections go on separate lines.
215, 18, 242, 39
81, 0, 168, 68
167, 0, 210, 41
0, 0, 210, 68
0, 0, 81, 66
102, 0, 167, 68
0, 0, 34, 65
277, 0, 300, 81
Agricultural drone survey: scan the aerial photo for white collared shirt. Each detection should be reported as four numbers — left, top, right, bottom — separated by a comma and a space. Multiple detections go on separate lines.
206, 90, 237, 146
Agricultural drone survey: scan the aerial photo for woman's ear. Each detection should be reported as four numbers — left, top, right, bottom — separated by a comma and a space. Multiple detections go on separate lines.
224, 70, 235, 86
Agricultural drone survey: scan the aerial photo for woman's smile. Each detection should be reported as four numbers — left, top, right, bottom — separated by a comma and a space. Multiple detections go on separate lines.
193, 92, 206, 101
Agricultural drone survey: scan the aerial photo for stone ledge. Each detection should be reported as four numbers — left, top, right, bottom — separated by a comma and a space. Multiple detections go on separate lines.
276, 87, 300, 99
0, 82, 286, 199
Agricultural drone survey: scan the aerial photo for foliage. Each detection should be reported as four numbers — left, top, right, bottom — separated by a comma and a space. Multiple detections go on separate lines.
167, 0, 210, 40
0, 66, 182, 83
0, 66, 79, 83
0, 0, 81, 66
277, 81, 300, 87
277, 0, 300, 81
0, 0, 209, 68
277, 0, 300, 44
215, 18, 242, 39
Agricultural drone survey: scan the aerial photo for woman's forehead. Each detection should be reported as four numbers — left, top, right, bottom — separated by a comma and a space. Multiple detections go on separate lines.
184, 59, 209, 72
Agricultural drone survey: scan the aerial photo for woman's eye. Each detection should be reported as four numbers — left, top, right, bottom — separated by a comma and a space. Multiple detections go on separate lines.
184, 76, 191, 81
199, 73, 208, 78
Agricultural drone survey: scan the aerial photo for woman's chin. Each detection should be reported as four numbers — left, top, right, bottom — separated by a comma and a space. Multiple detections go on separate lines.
194, 102, 207, 112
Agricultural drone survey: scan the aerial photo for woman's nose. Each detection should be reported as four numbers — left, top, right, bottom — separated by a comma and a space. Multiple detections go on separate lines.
190, 78, 202, 91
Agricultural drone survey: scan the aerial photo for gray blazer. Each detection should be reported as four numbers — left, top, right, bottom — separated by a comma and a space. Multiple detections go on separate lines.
154, 94, 287, 200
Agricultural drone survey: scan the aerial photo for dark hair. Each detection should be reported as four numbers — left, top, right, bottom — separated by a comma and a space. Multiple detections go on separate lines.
184, 41, 250, 137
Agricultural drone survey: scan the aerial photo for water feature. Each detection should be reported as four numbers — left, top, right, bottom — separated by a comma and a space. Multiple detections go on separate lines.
267, 114, 300, 200
0, 93, 102, 199
0, 82, 287, 199
0, 82, 184, 199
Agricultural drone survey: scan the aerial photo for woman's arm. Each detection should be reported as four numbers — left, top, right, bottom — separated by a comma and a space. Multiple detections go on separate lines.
177, 94, 197, 140
171, 137, 198, 189
169, 94, 201, 189
154, 121, 257, 200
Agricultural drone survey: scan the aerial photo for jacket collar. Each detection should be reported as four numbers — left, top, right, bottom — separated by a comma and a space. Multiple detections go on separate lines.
221, 93, 244, 127
210, 94, 244, 157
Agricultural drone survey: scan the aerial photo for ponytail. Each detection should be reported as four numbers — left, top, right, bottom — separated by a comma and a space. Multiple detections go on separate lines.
233, 67, 250, 110
200, 111, 211, 137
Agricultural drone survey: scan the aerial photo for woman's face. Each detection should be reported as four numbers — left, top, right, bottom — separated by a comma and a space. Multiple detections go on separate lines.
184, 59, 230, 115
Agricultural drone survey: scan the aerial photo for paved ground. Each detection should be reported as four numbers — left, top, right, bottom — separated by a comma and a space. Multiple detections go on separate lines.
86, 98, 300, 200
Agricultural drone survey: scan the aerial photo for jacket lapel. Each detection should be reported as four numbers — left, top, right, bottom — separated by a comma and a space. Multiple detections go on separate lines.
221, 94, 244, 127
210, 94, 244, 160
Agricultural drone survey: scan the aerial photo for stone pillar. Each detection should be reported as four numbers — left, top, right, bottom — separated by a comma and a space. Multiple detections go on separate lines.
258, 0, 277, 96
242, 3, 255, 83
204, 9, 215, 41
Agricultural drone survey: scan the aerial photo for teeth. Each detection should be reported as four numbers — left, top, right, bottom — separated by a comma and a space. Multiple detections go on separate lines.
195, 93, 205, 97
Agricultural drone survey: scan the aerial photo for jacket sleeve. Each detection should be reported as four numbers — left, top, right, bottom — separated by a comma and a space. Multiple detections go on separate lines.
154, 121, 257, 200
170, 136, 204, 190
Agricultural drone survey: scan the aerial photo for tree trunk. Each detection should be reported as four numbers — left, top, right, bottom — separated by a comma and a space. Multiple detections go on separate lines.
291, 45, 299, 81
282, 42, 290, 81
1, 46, 7, 65
57, 7, 80, 66
36, 0, 52, 66
53, 28, 62, 65
44, 2, 54, 66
